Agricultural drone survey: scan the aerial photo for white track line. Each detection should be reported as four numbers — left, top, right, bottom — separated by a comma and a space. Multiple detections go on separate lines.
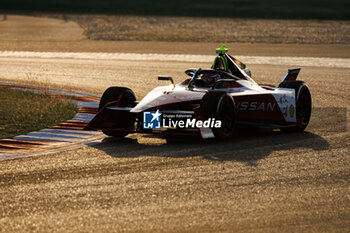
0, 51, 349, 68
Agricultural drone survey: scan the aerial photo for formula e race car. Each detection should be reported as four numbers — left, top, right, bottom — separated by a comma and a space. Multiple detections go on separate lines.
85, 45, 312, 139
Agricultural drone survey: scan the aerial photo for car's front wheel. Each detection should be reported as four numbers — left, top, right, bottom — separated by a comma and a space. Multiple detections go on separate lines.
99, 86, 136, 138
201, 91, 236, 139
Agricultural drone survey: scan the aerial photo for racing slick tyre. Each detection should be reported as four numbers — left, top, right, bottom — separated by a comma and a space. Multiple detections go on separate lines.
279, 81, 312, 132
99, 87, 136, 138
201, 91, 236, 139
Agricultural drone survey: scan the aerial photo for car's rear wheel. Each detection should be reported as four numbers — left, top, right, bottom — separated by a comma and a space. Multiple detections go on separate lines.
201, 91, 236, 139
99, 87, 136, 138
279, 81, 312, 131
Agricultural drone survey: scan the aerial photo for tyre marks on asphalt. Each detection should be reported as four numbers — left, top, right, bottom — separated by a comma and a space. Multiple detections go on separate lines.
0, 82, 104, 160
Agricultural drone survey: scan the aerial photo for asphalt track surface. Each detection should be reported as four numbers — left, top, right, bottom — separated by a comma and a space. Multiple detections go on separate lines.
0, 49, 349, 232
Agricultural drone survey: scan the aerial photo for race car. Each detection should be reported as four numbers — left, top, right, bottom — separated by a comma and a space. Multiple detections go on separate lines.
85, 45, 312, 139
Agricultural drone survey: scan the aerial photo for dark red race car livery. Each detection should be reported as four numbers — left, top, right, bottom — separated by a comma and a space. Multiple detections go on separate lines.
85, 46, 312, 139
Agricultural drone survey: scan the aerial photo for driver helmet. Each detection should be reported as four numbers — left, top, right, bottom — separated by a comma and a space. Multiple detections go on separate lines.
211, 45, 229, 72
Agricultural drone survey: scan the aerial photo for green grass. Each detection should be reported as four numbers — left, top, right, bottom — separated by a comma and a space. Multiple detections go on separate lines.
1, 0, 350, 20
0, 87, 78, 139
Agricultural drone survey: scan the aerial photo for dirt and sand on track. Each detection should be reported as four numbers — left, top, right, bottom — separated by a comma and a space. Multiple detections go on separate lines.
1, 15, 350, 57
0, 15, 83, 41
0, 53, 349, 104
0, 15, 349, 232
62, 15, 350, 44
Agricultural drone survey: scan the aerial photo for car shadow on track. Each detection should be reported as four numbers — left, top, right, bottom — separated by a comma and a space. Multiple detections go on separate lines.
91, 130, 329, 166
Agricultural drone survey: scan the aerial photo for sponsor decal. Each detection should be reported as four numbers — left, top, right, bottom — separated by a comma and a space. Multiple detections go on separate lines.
279, 94, 289, 104
143, 110, 221, 129
289, 104, 295, 118
236, 101, 276, 111
272, 93, 296, 123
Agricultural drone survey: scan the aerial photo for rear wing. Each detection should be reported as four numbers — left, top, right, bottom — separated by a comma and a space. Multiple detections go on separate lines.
279, 68, 300, 86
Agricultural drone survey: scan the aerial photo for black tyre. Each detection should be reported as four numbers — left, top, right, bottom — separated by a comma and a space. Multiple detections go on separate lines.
201, 91, 236, 139
99, 87, 136, 137
279, 81, 312, 131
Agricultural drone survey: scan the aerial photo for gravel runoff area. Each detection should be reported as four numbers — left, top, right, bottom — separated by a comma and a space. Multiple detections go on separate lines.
61, 14, 350, 44
1, 15, 349, 58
